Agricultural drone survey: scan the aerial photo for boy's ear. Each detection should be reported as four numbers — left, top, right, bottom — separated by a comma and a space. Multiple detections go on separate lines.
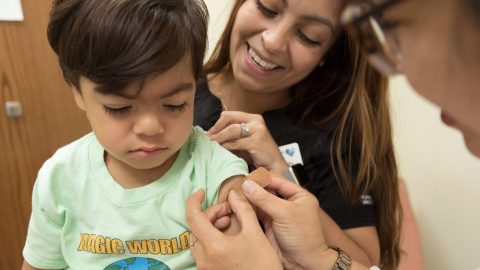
72, 88, 86, 111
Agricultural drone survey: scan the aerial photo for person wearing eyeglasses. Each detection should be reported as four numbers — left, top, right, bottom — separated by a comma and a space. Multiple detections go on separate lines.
185, 0, 480, 269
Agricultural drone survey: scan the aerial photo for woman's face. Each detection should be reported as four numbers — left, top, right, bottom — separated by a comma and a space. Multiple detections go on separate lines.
383, 0, 480, 156
229, 0, 343, 93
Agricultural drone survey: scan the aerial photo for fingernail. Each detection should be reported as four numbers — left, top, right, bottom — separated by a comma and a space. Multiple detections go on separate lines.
242, 180, 257, 196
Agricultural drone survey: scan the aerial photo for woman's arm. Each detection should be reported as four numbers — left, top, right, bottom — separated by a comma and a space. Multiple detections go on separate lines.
318, 208, 380, 266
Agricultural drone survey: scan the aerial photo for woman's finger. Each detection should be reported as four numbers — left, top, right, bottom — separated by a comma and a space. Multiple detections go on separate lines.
213, 216, 232, 230
227, 190, 264, 235
265, 174, 307, 200
240, 180, 289, 219
201, 201, 233, 230
203, 201, 232, 222
207, 111, 257, 135
185, 189, 225, 244
189, 233, 206, 262
208, 123, 246, 143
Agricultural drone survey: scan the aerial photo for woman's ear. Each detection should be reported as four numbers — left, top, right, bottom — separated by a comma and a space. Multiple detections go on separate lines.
318, 59, 325, 67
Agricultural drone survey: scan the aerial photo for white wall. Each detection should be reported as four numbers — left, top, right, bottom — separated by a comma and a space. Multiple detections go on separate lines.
203, 0, 233, 58
390, 76, 480, 270
203, 1, 480, 269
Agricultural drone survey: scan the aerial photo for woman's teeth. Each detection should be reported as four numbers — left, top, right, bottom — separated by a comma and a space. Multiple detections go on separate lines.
248, 47, 279, 71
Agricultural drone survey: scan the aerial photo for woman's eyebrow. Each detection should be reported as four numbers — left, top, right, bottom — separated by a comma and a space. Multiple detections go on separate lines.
301, 14, 335, 34
280, 0, 334, 34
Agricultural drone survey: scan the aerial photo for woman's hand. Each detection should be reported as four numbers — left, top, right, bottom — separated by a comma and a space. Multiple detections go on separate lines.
185, 189, 283, 270
207, 111, 289, 174
242, 174, 339, 270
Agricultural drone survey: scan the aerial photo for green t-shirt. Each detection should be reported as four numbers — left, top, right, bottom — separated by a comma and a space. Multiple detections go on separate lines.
23, 126, 248, 269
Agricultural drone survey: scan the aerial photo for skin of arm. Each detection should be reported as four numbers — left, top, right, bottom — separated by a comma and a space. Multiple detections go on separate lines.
215, 168, 272, 235
218, 175, 249, 203
216, 175, 246, 235
21, 261, 53, 270
319, 207, 380, 266
344, 226, 380, 266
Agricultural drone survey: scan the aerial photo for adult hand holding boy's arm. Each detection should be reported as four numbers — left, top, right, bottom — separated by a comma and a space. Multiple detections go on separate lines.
216, 167, 271, 234
186, 189, 283, 270
240, 175, 371, 270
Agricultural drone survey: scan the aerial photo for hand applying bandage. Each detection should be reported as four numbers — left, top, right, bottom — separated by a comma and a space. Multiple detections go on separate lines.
204, 167, 272, 232
185, 168, 283, 270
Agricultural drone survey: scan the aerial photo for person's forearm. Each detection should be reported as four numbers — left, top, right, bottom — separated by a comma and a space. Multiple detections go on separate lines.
21, 261, 48, 270
317, 207, 375, 266
307, 248, 371, 270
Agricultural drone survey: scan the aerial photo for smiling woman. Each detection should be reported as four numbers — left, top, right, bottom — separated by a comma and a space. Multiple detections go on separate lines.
194, 0, 401, 268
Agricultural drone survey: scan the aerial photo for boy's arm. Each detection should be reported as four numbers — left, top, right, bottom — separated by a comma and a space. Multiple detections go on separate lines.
218, 167, 271, 203
21, 260, 53, 270
216, 168, 272, 235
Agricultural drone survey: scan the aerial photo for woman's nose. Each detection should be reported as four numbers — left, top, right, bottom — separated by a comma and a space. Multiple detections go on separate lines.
261, 23, 288, 54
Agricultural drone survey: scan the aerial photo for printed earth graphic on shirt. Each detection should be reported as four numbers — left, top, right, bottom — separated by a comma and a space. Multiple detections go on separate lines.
104, 257, 171, 270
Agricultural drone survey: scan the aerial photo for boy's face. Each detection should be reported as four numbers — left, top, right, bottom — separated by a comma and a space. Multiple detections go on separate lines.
73, 56, 196, 179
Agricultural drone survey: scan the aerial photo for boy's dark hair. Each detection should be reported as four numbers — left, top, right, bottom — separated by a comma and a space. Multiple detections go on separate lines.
47, 0, 208, 94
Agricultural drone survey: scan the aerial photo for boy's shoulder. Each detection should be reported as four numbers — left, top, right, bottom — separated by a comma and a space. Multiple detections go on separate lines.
186, 126, 247, 167
186, 126, 227, 156
42, 132, 96, 170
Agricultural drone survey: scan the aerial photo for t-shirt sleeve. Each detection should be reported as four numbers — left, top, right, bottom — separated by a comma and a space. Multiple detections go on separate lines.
202, 141, 248, 207
23, 163, 67, 269
305, 156, 377, 229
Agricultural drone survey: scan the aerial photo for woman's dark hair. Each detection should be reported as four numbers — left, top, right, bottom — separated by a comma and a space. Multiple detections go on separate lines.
472, 0, 480, 17
473, 0, 480, 11
47, 0, 208, 94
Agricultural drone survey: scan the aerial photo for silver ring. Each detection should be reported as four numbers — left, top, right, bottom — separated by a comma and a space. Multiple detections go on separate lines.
240, 123, 249, 138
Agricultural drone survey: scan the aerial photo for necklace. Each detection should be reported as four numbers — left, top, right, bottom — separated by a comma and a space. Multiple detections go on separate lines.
217, 89, 229, 111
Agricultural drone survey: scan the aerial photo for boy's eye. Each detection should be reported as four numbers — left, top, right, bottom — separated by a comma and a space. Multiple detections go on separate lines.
103, 106, 131, 116
297, 30, 321, 46
256, 0, 277, 18
164, 103, 188, 112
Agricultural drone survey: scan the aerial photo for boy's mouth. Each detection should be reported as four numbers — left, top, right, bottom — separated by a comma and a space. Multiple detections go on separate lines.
130, 147, 166, 157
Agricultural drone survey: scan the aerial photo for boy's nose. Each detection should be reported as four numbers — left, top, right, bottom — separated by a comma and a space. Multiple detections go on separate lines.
133, 113, 164, 136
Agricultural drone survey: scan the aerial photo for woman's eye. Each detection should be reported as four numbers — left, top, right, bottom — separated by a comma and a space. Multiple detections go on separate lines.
256, 0, 277, 18
380, 20, 401, 32
297, 30, 321, 46
103, 106, 131, 116
164, 103, 188, 112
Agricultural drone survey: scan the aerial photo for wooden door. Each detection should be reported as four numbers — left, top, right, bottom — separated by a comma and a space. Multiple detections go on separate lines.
0, 1, 90, 268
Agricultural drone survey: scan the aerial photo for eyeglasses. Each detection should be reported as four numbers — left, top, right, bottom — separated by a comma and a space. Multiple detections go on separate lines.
341, 0, 403, 76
